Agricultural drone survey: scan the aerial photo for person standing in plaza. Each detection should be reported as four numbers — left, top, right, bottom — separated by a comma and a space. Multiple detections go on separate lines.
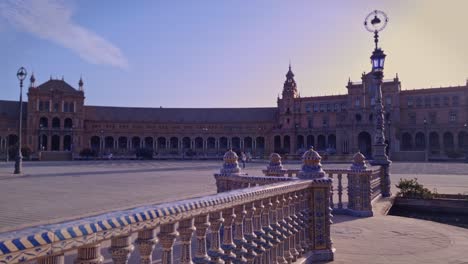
241, 152, 246, 168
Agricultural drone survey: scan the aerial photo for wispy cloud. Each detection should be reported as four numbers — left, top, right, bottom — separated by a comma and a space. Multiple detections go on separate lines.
0, 0, 128, 68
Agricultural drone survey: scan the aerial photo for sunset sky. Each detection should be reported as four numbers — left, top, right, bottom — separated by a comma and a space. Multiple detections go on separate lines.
1, 0, 467, 108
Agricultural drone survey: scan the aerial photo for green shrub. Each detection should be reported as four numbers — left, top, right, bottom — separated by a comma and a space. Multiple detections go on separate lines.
136, 147, 154, 159
395, 178, 433, 199
79, 148, 96, 158
8, 146, 31, 159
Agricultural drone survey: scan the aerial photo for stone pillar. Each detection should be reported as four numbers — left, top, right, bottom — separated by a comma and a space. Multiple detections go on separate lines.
108, 235, 134, 264
178, 218, 195, 264
74, 244, 104, 264
347, 152, 373, 217
158, 223, 178, 264
297, 148, 335, 262
233, 205, 247, 262
208, 211, 224, 263
193, 214, 210, 264
243, 202, 257, 263
221, 208, 236, 263
252, 200, 267, 263
38, 254, 64, 264
260, 198, 274, 263
135, 229, 157, 264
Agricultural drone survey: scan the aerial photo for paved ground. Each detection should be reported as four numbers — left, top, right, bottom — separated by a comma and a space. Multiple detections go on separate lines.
0, 160, 467, 232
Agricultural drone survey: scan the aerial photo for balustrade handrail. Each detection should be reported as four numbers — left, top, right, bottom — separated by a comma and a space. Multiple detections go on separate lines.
0, 179, 329, 263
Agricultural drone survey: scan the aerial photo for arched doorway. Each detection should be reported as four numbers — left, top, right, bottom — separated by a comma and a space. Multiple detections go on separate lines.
182, 137, 191, 149
358, 131, 372, 158
51, 135, 60, 151
170, 137, 179, 149
458, 131, 468, 151
283, 135, 291, 154
220, 137, 228, 150
317, 135, 326, 150
443, 132, 454, 151
328, 134, 336, 149
296, 135, 304, 150
306, 135, 314, 149
195, 137, 203, 149
244, 137, 253, 151
38, 135, 48, 151
132, 137, 141, 149
231, 137, 240, 151
105, 136, 114, 149
429, 132, 440, 154
274, 135, 281, 152
207, 137, 216, 149
91, 136, 100, 151
118, 137, 127, 150
63, 135, 72, 151
157, 137, 166, 149
144, 137, 153, 149
7, 134, 18, 148
401, 133, 413, 150
256, 137, 265, 150
414, 132, 425, 150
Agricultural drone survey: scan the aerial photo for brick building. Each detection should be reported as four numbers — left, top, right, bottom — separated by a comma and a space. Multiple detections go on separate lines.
1, 65, 467, 161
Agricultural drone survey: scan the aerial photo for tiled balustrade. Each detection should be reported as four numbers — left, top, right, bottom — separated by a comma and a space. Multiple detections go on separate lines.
0, 179, 334, 264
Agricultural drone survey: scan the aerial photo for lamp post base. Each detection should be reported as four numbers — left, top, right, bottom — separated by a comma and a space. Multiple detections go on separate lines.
14, 155, 22, 174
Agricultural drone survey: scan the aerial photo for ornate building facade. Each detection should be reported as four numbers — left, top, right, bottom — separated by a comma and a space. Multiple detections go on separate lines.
1, 65, 467, 161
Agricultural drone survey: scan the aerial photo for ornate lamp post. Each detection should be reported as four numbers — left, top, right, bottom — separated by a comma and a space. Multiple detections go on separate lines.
423, 117, 428, 162
365, 10, 392, 197
14, 67, 27, 174
464, 122, 468, 163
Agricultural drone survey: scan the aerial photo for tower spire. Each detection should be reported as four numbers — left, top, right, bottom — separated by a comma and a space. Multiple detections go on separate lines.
78, 75, 84, 91
282, 63, 298, 99
29, 72, 36, 88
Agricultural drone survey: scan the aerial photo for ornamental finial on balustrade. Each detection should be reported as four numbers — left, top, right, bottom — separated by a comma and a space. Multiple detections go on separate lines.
219, 149, 242, 175
350, 152, 367, 171
297, 147, 326, 179
262, 153, 288, 176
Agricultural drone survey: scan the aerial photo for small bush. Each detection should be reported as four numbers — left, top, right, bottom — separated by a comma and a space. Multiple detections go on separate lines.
8, 146, 31, 159
445, 150, 463, 159
136, 147, 154, 159
79, 148, 96, 158
395, 178, 433, 199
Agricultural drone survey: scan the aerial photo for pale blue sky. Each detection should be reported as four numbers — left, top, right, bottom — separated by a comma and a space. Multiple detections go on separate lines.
1, 0, 468, 107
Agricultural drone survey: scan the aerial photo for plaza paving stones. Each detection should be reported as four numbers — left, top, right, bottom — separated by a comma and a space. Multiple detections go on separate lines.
0, 160, 467, 232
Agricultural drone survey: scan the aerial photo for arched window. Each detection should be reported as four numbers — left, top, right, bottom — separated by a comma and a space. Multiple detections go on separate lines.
52, 117, 60, 129
355, 114, 362, 122
118, 137, 127, 149
401, 133, 413, 150
182, 137, 191, 149
255, 137, 265, 149
244, 137, 253, 150
64, 118, 73, 129
39, 117, 48, 128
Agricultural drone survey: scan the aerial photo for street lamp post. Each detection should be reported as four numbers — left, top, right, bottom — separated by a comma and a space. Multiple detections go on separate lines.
386, 119, 391, 158
424, 118, 428, 162
365, 10, 391, 197
464, 122, 468, 163
14, 67, 27, 174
